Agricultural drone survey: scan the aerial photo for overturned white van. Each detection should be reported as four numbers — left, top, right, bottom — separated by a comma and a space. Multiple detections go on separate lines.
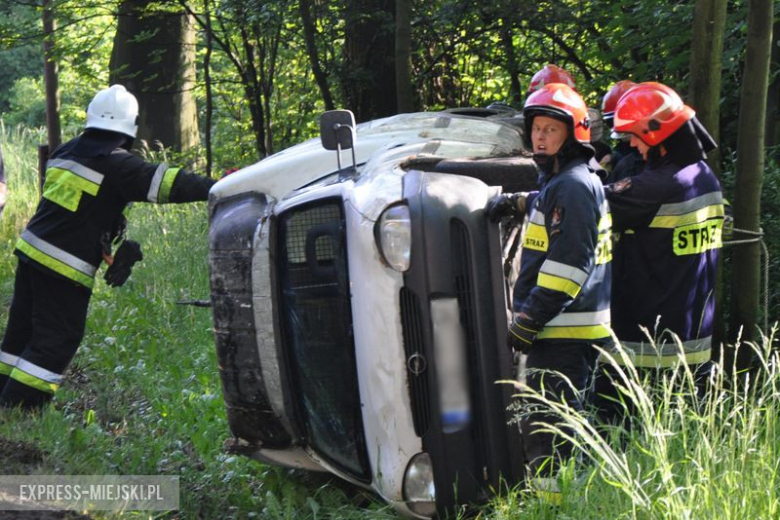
208, 108, 539, 517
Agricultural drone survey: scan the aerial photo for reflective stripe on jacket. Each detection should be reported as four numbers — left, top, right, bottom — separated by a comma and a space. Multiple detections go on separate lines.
16, 229, 99, 288
513, 157, 612, 343
606, 159, 723, 367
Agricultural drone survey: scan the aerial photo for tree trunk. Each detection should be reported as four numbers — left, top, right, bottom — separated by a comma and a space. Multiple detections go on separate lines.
259, 22, 282, 156
203, 0, 213, 176
175, 0, 267, 159
244, 80, 267, 158
689, 0, 727, 178
688, 0, 728, 354
42, 0, 61, 153
500, 19, 522, 108
299, 0, 334, 111
730, 0, 773, 354
395, 0, 413, 113
110, 1, 199, 154
342, 0, 396, 122
238, 32, 267, 158
765, 19, 780, 154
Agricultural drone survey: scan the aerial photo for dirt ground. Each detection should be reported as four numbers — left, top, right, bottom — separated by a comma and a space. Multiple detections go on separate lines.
0, 437, 91, 519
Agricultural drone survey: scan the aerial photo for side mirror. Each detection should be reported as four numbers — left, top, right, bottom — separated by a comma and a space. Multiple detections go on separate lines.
320, 110, 356, 151
320, 110, 357, 171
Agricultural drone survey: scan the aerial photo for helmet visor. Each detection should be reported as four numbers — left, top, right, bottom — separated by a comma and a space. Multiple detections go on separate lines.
610, 130, 633, 141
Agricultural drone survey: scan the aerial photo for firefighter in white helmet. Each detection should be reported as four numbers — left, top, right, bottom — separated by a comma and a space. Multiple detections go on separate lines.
0, 84, 216, 409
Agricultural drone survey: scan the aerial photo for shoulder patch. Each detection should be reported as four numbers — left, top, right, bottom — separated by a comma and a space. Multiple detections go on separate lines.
550, 206, 565, 235
610, 178, 633, 194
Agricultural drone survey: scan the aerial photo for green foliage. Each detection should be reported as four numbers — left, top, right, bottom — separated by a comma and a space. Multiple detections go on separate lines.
755, 155, 780, 322
0, 2, 43, 113
0, 0, 115, 137
717, 148, 780, 334
0, 122, 46, 245
0, 0, 762, 163
4, 66, 99, 135
5, 77, 47, 129
0, 44, 41, 114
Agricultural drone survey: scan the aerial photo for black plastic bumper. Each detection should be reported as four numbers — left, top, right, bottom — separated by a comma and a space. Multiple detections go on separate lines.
401, 170, 524, 516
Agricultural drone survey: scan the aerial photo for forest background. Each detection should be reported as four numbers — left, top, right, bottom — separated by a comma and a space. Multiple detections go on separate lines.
0, 0, 779, 517
2, 0, 777, 343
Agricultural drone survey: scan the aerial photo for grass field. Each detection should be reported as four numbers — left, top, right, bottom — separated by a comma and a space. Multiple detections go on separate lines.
1, 123, 780, 519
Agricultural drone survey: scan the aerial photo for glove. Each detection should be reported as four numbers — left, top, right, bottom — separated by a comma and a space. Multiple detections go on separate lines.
507, 313, 542, 354
485, 192, 528, 223
104, 240, 143, 287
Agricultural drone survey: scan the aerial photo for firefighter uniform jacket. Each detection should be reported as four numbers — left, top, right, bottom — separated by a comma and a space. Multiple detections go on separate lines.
14, 133, 215, 289
606, 159, 723, 367
514, 157, 612, 343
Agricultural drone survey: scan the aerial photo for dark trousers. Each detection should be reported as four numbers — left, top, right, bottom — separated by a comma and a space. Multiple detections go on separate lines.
593, 360, 715, 433
0, 260, 91, 409
521, 341, 599, 479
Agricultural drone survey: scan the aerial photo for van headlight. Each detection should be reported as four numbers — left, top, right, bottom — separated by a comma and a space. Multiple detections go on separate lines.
403, 452, 436, 517
375, 204, 411, 271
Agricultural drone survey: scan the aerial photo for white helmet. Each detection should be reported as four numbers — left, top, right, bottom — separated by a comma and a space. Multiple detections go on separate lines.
85, 84, 139, 138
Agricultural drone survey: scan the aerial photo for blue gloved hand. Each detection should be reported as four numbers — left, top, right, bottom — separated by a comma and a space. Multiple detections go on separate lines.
507, 313, 542, 354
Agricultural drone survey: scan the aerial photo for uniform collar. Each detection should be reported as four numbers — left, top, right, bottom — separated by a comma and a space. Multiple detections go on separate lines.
71, 129, 132, 158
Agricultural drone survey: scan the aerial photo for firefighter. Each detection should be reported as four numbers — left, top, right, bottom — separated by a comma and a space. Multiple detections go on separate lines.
600, 80, 645, 183
596, 82, 723, 427
486, 83, 612, 501
527, 64, 577, 93
0, 84, 216, 410
528, 65, 610, 166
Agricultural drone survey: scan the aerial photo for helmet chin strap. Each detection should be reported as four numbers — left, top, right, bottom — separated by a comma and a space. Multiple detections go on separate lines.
532, 136, 584, 176
647, 145, 666, 168
532, 153, 560, 176
121, 137, 135, 151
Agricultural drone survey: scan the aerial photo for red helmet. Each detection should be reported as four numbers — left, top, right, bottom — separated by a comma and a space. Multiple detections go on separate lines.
523, 83, 591, 144
612, 82, 695, 146
601, 80, 637, 126
528, 64, 576, 93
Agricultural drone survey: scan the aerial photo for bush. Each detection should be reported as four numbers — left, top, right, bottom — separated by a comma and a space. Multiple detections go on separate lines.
2, 67, 99, 135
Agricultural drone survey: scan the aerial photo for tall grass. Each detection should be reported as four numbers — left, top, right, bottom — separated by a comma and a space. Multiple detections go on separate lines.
0, 122, 45, 240
490, 333, 780, 519
0, 123, 46, 310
